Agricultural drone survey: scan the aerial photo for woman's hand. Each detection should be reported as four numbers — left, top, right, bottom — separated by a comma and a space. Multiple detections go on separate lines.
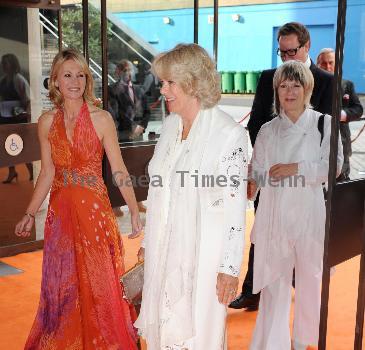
128, 212, 143, 239
216, 273, 239, 305
247, 179, 257, 200
15, 215, 34, 237
137, 247, 145, 262
269, 163, 298, 181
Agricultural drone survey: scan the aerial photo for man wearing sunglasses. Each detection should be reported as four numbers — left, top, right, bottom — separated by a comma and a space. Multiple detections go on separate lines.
230, 22, 333, 311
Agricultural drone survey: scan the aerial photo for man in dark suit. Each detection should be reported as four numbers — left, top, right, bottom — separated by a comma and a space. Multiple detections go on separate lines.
108, 59, 151, 215
108, 59, 150, 142
229, 22, 334, 310
317, 48, 363, 181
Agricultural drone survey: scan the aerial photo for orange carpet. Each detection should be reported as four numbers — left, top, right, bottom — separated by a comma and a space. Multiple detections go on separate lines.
0, 210, 362, 349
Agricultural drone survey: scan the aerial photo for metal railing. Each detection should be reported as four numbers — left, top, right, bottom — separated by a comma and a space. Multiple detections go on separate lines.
39, 6, 154, 83
39, 12, 112, 82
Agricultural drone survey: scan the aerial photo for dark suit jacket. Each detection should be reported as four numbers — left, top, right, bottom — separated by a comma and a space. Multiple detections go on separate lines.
247, 61, 333, 146
339, 79, 363, 177
108, 81, 150, 141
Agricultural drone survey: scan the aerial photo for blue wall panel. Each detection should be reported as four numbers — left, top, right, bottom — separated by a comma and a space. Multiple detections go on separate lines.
343, 1, 365, 93
114, 9, 195, 52
115, 0, 365, 92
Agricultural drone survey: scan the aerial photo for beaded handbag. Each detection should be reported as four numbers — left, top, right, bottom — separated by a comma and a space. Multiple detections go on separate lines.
120, 261, 144, 305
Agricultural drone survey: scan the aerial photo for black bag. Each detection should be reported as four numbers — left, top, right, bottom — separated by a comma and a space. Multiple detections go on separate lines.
317, 114, 327, 199
317, 114, 325, 146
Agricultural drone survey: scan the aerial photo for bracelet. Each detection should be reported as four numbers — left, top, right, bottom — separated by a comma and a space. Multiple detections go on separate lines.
25, 213, 35, 219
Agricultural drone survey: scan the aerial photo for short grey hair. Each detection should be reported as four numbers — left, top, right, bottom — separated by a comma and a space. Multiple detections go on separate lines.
316, 48, 335, 65
273, 60, 314, 115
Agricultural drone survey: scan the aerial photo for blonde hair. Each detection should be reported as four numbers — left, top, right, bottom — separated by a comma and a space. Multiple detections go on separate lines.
273, 60, 314, 115
152, 43, 221, 109
48, 48, 96, 107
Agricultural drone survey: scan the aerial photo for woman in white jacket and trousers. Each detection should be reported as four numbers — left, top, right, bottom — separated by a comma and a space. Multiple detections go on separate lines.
135, 44, 248, 350
249, 61, 343, 350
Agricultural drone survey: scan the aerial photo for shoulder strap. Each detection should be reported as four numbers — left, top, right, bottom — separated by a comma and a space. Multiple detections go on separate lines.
317, 114, 325, 146
317, 114, 327, 199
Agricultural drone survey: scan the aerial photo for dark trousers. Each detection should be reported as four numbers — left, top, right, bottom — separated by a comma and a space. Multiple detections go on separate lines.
241, 194, 260, 297
241, 242, 257, 297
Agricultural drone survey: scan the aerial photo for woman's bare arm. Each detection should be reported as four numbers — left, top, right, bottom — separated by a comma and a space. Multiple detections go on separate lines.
93, 108, 142, 236
15, 111, 55, 236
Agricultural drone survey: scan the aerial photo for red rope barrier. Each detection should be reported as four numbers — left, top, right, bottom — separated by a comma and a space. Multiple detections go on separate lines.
150, 98, 161, 110
238, 111, 251, 124
351, 121, 365, 143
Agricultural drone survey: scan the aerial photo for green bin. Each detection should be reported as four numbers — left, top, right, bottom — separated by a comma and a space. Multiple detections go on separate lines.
246, 71, 258, 94
233, 71, 246, 93
256, 70, 262, 86
221, 71, 234, 93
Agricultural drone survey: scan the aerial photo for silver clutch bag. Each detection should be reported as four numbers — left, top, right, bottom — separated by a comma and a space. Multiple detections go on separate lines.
120, 261, 144, 305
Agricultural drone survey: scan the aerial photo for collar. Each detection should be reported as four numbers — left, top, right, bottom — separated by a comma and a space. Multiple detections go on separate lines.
280, 108, 307, 126
304, 56, 311, 68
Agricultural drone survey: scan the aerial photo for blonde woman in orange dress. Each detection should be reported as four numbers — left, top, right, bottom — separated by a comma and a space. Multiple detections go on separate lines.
15, 48, 142, 350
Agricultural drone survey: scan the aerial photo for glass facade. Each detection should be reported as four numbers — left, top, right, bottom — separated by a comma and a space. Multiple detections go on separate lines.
0, 5, 60, 246
105, 1, 196, 143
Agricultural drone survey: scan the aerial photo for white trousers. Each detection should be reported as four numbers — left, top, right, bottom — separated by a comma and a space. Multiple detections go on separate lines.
250, 240, 322, 350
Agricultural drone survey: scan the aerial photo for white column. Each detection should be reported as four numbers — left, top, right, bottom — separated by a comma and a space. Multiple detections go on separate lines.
27, 8, 48, 240
27, 8, 43, 123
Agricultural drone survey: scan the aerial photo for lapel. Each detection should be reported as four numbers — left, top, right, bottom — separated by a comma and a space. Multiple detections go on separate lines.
279, 110, 311, 138
309, 60, 319, 81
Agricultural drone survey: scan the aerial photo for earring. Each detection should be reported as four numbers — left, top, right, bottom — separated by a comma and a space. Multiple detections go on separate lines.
55, 81, 59, 88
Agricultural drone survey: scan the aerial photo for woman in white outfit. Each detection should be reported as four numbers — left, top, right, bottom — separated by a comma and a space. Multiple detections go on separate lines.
249, 60, 343, 350
135, 43, 248, 350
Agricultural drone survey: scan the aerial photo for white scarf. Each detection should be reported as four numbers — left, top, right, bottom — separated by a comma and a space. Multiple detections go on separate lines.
135, 108, 217, 348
